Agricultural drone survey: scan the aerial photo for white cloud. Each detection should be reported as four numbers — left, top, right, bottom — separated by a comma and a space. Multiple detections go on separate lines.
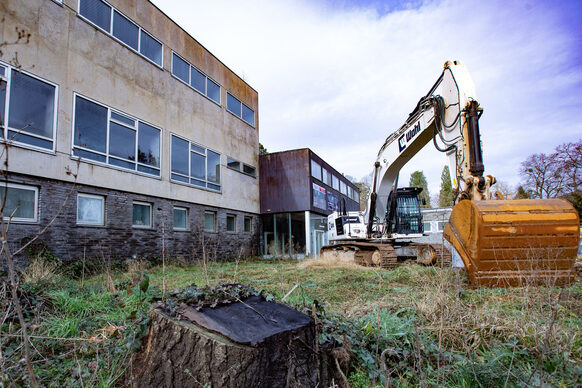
152, 0, 582, 195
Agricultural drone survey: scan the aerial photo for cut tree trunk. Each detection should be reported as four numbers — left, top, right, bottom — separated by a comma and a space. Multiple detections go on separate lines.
126, 297, 344, 387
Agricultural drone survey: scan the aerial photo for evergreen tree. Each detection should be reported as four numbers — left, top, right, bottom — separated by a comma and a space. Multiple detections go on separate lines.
438, 165, 454, 207
259, 143, 268, 155
409, 171, 431, 208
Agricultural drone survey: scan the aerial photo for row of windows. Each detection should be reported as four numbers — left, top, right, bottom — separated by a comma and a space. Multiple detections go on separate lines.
76, 1, 255, 129
310, 159, 359, 203
227, 157, 257, 177
79, 0, 163, 66
2, 183, 253, 233
423, 221, 447, 233
171, 52, 220, 105
0, 62, 256, 188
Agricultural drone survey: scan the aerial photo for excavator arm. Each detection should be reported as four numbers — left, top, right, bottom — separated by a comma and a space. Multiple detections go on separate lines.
364, 60, 579, 287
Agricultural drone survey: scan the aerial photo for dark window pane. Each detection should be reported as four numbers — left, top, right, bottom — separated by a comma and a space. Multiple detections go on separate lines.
74, 96, 107, 152
171, 135, 189, 175
138, 122, 160, 167
191, 152, 205, 180
207, 150, 220, 184
244, 217, 251, 233
174, 208, 187, 229
190, 67, 205, 94
8, 70, 55, 140
1, 186, 35, 220
73, 148, 106, 163
207, 183, 221, 191
242, 104, 255, 126
109, 157, 135, 170
191, 143, 205, 154
137, 164, 159, 176
110, 111, 135, 126
227, 93, 241, 116
204, 212, 215, 231
109, 121, 135, 161
226, 215, 235, 232
171, 173, 188, 183
140, 30, 162, 65
112, 10, 138, 50
191, 178, 205, 187
227, 157, 240, 170
172, 53, 189, 83
243, 164, 256, 176
79, 0, 111, 31
132, 203, 151, 227
207, 79, 220, 103
7, 131, 53, 149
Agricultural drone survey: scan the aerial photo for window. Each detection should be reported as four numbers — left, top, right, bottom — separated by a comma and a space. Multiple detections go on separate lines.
0, 183, 38, 222
171, 53, 220, 104
170, 134, 221, 191
226, 214, 236, 232
437, 221, 447, 232
73, 95, 161, 177
79, 0, 163, 66
242, 164, 256, 177
204, 211, 216, 232
332, 175, 339, 191
340, 181, 347, 195
226, 92, 255, 127
227, 157, 240, 171
322, 168, 329, 185
311, 160, 321, 180
354, 191, 360, 203
348, 186, 353, 199
423, 221, 432, 232
0, 64, 57, 151
244, 216, 252, 233
132, 201, 152, 228
77, 193, 104, 225
173, 207, 188, 230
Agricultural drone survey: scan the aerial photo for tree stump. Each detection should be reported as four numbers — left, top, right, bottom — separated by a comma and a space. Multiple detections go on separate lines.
127, 296, 341, 387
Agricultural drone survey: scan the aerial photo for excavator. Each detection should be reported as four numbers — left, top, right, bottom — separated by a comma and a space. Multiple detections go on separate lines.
321, 60, 580, 287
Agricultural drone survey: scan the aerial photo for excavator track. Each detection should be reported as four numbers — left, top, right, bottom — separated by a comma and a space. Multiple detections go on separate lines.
320, 242, 398, 269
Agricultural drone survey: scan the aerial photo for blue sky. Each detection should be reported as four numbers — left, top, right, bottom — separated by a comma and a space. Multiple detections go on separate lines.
152, 0, 582, 199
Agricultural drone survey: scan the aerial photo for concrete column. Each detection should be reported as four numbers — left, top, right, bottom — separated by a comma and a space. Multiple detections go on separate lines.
305, 211, 311, 256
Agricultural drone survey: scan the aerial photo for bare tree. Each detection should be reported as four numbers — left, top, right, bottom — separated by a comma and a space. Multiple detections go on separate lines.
554, 140, 582, 193
519, 153, 564, 198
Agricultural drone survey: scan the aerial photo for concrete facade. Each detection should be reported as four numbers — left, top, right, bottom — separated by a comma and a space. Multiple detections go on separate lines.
1, 0, 260, 262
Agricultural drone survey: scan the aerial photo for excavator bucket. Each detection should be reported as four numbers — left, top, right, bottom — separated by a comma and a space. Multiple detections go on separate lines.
443, 199, 580, 288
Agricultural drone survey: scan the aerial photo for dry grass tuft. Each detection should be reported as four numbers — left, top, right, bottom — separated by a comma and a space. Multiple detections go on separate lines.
21, 257, 60, 284
298, 256, 367, 270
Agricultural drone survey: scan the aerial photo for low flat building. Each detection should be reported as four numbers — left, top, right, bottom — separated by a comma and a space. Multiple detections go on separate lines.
260, 148, 360, 258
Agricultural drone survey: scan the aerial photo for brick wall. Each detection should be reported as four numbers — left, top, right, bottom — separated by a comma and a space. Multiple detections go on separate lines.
6, 173, 260, 266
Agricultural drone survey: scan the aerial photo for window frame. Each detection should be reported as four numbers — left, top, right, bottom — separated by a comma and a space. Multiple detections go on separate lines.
170, 133, 221, 192
0, 62, 58, 153
72, 93, 162, 178
226, 213, 236, 233
437, 221, 447, 232
132, 201, 152, 229
203, 211, 216, 232
244, 216, 252, 233
173, 206, 189, 231
77, 0, 163, 68
226, 92, 255, 127
76, 193, 105, 226
170, 51, 221, 106
0, 183, 39, 223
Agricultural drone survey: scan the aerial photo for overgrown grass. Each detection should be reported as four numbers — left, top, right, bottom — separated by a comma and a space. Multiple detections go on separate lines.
1, 256, 580, 386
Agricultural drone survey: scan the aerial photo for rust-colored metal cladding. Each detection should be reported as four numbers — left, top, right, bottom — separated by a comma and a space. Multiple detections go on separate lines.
444, 199, 580, 288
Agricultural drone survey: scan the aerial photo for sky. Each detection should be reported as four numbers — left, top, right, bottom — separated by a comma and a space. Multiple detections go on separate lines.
151, 0, 582, 198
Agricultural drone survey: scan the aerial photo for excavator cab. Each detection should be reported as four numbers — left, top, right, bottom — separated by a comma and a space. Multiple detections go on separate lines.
386, 187, 424, 235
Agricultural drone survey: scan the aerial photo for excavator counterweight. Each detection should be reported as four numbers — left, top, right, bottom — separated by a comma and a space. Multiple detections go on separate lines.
444, 199, 580, 287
